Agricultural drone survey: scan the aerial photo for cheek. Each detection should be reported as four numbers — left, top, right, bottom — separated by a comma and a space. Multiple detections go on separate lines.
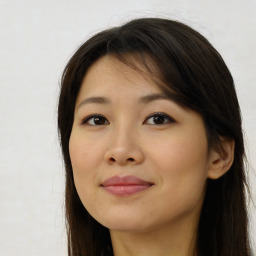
69, 134, 100, 211
69, 133, 100, 193
69, 132, 101, 175
150, 130, 209, 205
152, 132, 209, 174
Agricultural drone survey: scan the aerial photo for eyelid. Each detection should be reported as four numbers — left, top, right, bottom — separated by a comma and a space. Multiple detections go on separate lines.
80, 112, 175, 125
81, 114, 109, 125
143, 112, 176, 125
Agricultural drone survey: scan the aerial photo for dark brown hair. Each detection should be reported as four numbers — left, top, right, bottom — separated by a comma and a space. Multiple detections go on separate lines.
58, 18, 251, 256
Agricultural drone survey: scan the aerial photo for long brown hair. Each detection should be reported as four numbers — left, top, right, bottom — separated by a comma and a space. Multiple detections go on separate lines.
58, 18, 251, 256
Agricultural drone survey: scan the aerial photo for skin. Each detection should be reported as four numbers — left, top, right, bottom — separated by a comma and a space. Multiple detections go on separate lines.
69, 55, 233, 256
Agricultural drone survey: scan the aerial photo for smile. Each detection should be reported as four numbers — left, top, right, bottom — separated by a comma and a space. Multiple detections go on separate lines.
101, 175, 153, 196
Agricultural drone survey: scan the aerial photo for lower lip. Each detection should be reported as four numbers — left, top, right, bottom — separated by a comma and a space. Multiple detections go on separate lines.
102, 184, 152, 196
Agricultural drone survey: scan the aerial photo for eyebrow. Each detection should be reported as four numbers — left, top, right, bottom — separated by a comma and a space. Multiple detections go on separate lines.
138, 93, 172, 103
77, 96, 111, 109
77, 93, 175, 110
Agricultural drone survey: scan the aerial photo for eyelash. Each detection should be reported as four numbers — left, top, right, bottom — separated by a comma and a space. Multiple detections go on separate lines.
81, 112, 176, 126
144, 112, 176, 125
81, 114, 109, 126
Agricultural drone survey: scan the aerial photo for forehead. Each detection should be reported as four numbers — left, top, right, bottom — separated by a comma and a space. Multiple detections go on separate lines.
77, 55, 162, 99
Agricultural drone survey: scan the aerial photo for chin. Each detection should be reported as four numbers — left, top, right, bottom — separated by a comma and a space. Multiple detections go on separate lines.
95, 213, 150, 232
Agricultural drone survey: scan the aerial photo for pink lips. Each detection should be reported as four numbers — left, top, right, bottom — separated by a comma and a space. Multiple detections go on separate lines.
101, 175, 153, 196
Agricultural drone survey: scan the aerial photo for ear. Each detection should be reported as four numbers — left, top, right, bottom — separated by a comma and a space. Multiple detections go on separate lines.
207, 138, 235, 180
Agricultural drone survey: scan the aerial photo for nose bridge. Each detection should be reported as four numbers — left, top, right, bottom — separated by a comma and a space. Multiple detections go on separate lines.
113, 120, 134, 146
104, 120, 144, 165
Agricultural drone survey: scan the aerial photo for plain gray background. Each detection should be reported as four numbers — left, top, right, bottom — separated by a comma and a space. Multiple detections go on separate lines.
0, 0, 255, 255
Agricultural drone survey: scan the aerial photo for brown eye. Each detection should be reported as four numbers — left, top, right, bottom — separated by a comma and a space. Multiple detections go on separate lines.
152, 115, 165, 124
82, 115, 109, 126
144, 113, 175, 125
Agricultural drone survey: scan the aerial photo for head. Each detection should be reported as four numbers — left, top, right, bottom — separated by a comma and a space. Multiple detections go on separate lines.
58, 18, 250, 256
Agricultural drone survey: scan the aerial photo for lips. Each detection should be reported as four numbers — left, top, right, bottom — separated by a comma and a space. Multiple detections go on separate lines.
101, 175, 153, 196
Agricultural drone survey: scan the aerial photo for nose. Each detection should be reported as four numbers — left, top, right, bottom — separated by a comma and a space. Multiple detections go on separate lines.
104, 127, 145, 166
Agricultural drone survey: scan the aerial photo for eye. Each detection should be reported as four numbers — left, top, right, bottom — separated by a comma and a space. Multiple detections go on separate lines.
82, 114, 109, 126
144, 112, 175, 125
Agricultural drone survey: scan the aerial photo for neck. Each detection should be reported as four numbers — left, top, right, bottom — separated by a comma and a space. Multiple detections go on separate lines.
110, 218, 198, 256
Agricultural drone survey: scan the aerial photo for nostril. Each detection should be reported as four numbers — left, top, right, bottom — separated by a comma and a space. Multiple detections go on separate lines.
109, 157, 115, 162
127, 158, 135, 162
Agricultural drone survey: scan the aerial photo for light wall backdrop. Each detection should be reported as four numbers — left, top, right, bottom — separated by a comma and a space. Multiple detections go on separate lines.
0, 0, 255, 255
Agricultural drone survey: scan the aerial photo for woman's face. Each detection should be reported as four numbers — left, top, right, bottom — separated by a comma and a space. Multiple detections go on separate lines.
69, 55, 213, 233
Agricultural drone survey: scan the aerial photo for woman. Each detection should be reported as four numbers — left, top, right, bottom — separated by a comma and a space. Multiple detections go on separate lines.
58, 18, 251, 256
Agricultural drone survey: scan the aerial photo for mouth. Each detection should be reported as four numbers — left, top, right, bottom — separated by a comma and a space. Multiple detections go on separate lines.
101, 175, 154, 196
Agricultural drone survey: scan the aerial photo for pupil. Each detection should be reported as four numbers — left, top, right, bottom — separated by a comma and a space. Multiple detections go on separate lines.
153, 115, 164, 124
94, 117, 105, 125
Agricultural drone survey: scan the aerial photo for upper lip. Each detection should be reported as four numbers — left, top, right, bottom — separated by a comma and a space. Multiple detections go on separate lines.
101, 175, 153, 187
